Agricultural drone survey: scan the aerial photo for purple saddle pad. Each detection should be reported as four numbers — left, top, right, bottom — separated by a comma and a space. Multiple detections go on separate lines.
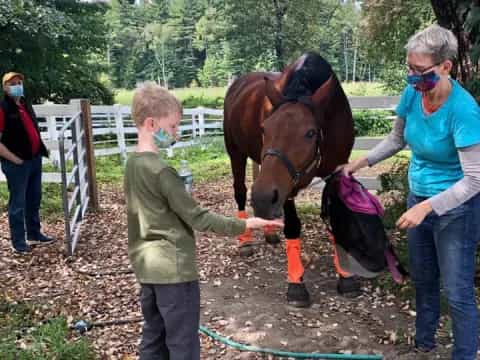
337, 174, 384, 216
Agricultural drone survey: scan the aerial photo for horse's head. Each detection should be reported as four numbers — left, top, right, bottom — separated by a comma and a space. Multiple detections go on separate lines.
251, 74, 336, 219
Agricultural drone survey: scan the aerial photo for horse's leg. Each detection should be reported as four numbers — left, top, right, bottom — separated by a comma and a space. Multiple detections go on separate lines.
230, 151, 254, 257
284, 199, 311, 307
327, 232, 362, 298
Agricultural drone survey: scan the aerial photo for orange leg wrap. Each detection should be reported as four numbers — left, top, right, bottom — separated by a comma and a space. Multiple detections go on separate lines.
236, 211, 252, 246
328, 232, 352, 278
286, 239, 304, 283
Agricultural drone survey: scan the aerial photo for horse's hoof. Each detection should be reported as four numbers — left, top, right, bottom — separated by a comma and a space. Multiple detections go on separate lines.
239, 244, 254, 257
265, 233, 280, 246
287, 283, 311, 308
337, 276, 362, 298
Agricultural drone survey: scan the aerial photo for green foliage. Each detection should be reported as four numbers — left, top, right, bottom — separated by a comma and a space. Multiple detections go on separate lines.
181, 95, 224, 108
114, 87, 227, 107
361, 0, 435, 92
377, 155, 410, 229
353, 110, 393, 136
0, 0, 113, 104
465, 78, 480, 102
0, 300, 96, 360
341, 81, 386, 96
107, 0, 377, 88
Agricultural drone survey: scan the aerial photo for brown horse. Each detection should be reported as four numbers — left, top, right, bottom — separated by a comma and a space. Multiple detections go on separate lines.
224, 52, 355, 307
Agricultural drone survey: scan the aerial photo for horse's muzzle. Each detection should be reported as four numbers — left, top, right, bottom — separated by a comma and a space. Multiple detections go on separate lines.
251, 188, 284, 219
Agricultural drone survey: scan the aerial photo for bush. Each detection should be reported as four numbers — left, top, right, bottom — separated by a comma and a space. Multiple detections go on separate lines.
377, 155, 410, 230
353, 110, 393, 136
181, 95, 224, 109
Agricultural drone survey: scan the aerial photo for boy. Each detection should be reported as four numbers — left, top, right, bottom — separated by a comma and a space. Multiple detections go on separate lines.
124, 82, 283, 360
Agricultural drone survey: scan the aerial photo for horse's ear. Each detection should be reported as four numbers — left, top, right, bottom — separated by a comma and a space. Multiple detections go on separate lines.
311, 75, 335, 107
264, 77, 285, 109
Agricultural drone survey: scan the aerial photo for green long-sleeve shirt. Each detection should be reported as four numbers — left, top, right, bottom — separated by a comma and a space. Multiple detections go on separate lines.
124, 152, 246, 284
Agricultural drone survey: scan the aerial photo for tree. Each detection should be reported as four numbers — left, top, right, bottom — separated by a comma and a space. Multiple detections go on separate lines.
430, 0, 480, 97
361, 0, 435, 92
0, 0, 113, 104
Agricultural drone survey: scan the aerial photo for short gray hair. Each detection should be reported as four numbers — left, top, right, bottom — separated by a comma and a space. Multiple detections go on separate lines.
405, 24, 458, 63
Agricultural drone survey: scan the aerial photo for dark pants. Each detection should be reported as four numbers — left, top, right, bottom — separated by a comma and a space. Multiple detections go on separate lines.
139, 281, 200, 360
1, 155, 42, 249
408, 193, 480, 360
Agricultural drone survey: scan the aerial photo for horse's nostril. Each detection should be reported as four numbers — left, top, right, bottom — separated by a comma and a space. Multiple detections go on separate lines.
272, 189, 279, 204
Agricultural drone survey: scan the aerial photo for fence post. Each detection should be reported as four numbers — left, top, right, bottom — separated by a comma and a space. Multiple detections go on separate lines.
198, 107, 205, 136
114, 104, 127, 164
46, 112, 60, 167
191, 111, 197, 138
71, 99, 99, 211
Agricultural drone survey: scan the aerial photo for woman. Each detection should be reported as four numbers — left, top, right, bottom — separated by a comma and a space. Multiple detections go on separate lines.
0, 72, 53, 254
343, 25, 480, 360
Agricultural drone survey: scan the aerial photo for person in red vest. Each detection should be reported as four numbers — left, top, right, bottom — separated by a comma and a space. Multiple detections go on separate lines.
0, 72, 54, 254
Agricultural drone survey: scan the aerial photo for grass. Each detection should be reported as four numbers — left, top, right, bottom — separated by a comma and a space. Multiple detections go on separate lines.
114, 82, 386, 105
0, 300, 96, 360
115, 87, 227, 106
341, 81, 386, 96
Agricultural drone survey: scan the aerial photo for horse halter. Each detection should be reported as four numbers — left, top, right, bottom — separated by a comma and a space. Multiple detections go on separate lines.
262, 97, 323, 188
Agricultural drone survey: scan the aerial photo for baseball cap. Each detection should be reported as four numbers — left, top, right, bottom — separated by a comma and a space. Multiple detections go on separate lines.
2, 72, 24, 86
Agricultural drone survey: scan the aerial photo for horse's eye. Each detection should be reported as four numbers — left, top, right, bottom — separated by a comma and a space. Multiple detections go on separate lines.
305, 129, 316, 139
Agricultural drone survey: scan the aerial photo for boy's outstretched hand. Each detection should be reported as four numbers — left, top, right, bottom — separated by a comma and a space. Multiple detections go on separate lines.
245, 217, 284, 230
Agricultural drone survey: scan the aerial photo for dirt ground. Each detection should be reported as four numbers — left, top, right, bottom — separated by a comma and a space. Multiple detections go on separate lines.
0, 170, 463, 359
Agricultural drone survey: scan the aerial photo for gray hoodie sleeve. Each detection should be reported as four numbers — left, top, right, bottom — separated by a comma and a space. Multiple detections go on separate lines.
366, 117, 406, 166
429, 144, 480, 215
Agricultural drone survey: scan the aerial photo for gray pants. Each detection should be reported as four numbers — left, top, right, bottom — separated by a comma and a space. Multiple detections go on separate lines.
139, 281, 200, 360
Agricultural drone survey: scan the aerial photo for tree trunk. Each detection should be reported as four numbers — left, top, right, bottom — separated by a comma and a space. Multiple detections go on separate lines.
344, 32, 349, 81
273, 0, 287, 70
353, 34, 358, 81
430, 0, 473, 82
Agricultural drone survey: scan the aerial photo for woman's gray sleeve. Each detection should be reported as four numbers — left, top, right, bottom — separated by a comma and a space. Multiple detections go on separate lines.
366, 117, 406, 166
429, 144, 480, 216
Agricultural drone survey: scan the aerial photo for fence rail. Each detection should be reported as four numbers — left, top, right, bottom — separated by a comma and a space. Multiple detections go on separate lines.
0, 96, 402, 190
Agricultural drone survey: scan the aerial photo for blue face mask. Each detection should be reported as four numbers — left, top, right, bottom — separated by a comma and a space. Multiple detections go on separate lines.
8, 84, 24, 97
153, 128, 176, 148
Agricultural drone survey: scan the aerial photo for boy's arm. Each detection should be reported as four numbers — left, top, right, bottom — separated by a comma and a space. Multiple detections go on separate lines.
158, 167, 246, 236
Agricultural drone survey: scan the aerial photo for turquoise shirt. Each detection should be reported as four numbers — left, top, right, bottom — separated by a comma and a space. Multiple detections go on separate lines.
396, 80, 480, 197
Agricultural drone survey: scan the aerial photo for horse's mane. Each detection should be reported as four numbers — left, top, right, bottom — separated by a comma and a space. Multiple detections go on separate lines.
282, 52, 332, 100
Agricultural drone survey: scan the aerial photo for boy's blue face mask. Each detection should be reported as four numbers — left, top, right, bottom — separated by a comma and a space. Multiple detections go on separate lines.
153, 128, 176, 148
8, 84, 24, 97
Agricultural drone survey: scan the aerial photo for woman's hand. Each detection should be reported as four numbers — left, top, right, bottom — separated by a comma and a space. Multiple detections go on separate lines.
13, 157, 24, 165
245, 217, 284, 230
336, 157, 369, 176
396, 201, 433, 229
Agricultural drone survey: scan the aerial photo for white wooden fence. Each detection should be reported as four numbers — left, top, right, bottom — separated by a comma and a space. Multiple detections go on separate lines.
0, 96, 401, 189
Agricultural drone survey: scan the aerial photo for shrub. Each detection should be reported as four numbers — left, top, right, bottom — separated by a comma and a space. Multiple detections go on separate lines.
377, 155, 409, 230
353, 110, 393, 136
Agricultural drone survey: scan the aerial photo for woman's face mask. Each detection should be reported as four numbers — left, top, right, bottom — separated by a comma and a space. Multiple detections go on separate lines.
407, 70, 440, 92
8, 84, 24, 97
406, 61, 441, 92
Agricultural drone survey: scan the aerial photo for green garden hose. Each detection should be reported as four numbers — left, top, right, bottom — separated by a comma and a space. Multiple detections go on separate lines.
73, 319, 383, 359
198, 325, 383, 359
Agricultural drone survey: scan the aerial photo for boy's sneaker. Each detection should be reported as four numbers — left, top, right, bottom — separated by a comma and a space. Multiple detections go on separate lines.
27, 234, 55, 246
11, 244, 32, 255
